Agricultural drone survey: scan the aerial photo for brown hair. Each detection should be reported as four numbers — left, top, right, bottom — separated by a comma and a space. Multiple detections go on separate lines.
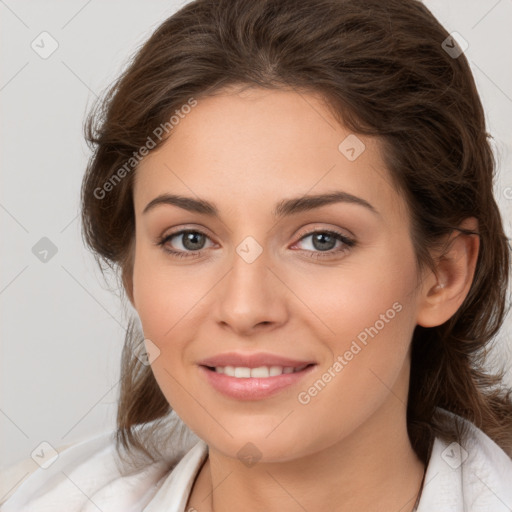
81, 0, 512, 466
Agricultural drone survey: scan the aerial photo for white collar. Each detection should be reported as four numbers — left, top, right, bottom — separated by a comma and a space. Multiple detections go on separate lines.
416, 408, 512, 511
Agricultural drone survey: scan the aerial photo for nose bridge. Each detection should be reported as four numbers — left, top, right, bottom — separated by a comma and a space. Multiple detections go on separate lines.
214, 231, 286, 332
228, 233, 274, 300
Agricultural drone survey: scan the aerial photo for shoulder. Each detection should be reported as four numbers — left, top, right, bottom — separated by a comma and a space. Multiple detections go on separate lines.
0, 414, 202, 511
418, 407, 512, 511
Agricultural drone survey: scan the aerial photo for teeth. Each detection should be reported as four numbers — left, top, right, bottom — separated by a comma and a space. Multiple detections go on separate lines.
214, 364, 309, 378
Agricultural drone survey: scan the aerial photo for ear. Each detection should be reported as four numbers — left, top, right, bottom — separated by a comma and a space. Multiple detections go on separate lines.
416, 217, 480, 328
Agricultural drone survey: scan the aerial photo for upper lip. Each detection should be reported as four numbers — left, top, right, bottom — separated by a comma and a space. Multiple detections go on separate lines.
198, 352, 316, 369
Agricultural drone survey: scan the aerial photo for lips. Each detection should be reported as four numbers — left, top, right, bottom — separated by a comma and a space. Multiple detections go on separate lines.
199, 362, 317, 400
198, 351, 316, 369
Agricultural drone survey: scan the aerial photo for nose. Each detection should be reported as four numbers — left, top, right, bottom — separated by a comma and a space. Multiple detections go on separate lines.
213, 241, 288, 336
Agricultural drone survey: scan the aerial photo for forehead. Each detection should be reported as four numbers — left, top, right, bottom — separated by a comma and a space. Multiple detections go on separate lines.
133, 87, 406, 222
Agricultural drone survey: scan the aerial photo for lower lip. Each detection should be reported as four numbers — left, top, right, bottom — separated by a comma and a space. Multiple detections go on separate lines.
198, 364, 317, 400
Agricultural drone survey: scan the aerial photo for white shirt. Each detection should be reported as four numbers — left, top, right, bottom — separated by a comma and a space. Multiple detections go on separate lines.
1, 408, 511, 511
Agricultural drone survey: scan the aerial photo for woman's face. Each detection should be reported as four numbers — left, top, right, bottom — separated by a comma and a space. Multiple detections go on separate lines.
130, 86, 426, 461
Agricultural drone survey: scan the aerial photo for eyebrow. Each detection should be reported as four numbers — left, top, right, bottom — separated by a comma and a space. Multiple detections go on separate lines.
142, 191, 380, 218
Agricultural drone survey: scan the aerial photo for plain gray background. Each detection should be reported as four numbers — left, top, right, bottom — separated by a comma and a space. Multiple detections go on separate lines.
1, 0, 511, 475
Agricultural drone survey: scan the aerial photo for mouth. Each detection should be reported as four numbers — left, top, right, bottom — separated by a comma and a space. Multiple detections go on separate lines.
202, 363, 315, 378
198, 363, 317, 400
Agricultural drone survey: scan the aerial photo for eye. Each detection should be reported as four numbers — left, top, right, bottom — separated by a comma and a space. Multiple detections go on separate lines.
292, 229, 355, 260
156, 229, 214, 259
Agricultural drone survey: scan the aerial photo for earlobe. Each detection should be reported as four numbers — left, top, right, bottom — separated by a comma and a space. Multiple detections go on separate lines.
416, 217, 480, 328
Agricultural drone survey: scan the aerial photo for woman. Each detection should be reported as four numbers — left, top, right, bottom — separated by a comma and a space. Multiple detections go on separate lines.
2, 0, 512, 510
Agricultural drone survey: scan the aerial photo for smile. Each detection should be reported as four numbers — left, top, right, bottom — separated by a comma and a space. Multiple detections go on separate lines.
199, 363, 317, 400
207, 364, 310, 378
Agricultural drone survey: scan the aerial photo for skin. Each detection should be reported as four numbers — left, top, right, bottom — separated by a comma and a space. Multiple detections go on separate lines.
126, 86, 479, 512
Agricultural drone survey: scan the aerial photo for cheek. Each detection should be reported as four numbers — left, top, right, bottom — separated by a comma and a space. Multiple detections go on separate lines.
289, 238, 417, 346
132, 244, 197, 340
131, 246, 210, 395
289, 241, 418, 402
332, 267, 415, 353
131, 254, 195, 410
291, 277, 416, 449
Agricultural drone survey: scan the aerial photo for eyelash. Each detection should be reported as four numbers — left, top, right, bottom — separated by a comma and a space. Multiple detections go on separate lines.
156, 228, 356, 260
